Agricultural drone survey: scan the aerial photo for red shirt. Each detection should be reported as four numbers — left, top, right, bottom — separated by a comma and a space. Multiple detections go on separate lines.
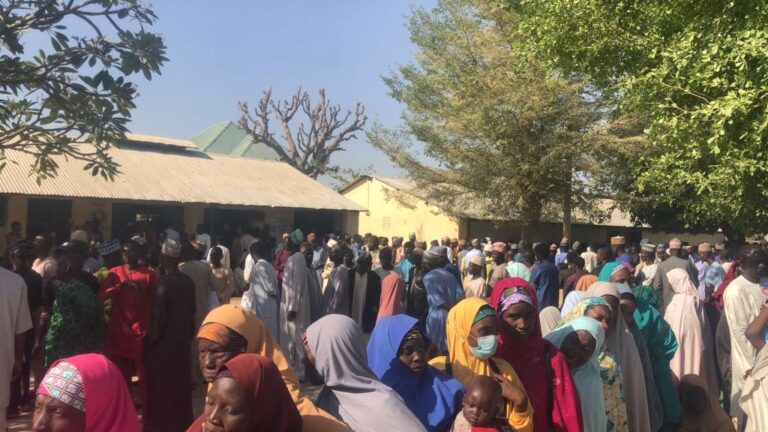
99, 265, 157, 359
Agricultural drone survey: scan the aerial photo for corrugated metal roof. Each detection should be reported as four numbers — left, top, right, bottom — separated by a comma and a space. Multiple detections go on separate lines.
122, 133, 197, 149
349, 176, 638, 227
191, 121, 280, 160
0, 142, 363, 211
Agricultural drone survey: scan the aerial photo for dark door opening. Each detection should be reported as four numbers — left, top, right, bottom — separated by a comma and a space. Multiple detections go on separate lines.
27, 198, 72, 245
293, 210, 334, 238
111, 203, 184, 243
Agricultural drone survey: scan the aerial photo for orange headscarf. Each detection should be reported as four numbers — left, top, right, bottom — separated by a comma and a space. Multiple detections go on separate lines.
575, 274, 598, 291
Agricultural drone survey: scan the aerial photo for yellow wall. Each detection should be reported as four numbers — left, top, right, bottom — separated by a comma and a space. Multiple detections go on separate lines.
342, 178, 461, 241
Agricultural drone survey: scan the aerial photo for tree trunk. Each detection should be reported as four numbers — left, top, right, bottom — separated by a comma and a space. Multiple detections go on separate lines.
562, 179, 572, 241
519, 197, 542, 243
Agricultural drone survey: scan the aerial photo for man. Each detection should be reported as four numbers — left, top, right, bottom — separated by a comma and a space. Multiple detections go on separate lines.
652, 237, 699, 312
695, 243, 716, 300
562, 255, 586, 298
179, 240, 214, 385
520, 250, 536, 272
193, 224, 211, 256
241, 240, 279, 341
42, 244, 104, 370
440, 236, 453, 262
392, 236, 404, 266
405, 248, 428, 323
488, 242, 508, 288
0, 257, 32, 432
483, 242, 494, 279
423, 250, 464, 354
6, 242, 38, 419
397, 241, 415, 290
279, 229, 310, 376
655, 243, 667, 263
307, 232, 326, 285
581, 243, 598, 274
274, 234, 292, 288
532, 242, 560, 309
93, 239, 123, 283
143, 239, 196, 432
4, 220, 23, 257
163, 222, 181, 243
350, 234, 363, 260
365, 235, 381, 269
323, 246, 350, 316
611, 236, 631, 265
591, 246, 612, 276
463, 238, 483, 271
463, 255, 487, 298
301, 242, 325, 324
374, 247, 401, 281
554, 240, 569, 266
635, 243, 659, 286
99, 240, 157, 418
723, 245, 767, 427
32, 234, 57, 298
205, 235, 230, 269
437, 245, 462, 285
509, 242, 520, 263
348, 253, 382, 334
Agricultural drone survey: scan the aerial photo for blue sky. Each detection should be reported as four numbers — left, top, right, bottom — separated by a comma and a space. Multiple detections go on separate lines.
124, 1, 433, 182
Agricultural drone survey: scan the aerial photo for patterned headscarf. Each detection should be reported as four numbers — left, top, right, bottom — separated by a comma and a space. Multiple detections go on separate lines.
41, 361, 86, 411
499, 287, 534, 312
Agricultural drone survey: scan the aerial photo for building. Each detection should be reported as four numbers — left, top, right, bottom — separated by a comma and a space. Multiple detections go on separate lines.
191, 121, 280, 160
340, 176, 724, 245
0, 134, 361, 252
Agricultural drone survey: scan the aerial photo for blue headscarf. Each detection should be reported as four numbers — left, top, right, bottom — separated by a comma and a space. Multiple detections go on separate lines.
546, 316, 607, 432
366, 315, 464, 432
598, 261, 619, 282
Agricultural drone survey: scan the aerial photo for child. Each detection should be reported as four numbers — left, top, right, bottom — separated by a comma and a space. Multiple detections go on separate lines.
452, 375, 514, 432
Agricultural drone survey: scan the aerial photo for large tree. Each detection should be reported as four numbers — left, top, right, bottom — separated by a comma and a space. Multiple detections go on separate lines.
0, 0, 167, 181
239, 88, 367, 179
513, 0, 768, 239
368, 0, 615, 241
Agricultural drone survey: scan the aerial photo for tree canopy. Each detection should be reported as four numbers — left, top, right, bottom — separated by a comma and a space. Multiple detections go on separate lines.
513, 0, 768, 238
0, 0, 167, 182
369, 0, 615, 240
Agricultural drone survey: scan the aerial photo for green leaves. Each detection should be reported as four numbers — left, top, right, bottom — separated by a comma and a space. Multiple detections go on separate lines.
0, 0, 167, 182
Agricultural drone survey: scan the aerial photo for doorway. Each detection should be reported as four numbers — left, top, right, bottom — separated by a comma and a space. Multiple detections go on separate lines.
27, 198, 72, 244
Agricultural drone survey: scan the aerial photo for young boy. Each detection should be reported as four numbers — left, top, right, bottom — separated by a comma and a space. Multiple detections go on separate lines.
452, 375, 514, 432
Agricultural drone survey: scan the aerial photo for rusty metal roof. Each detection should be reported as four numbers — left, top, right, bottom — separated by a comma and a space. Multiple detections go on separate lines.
0, 140, 363, 211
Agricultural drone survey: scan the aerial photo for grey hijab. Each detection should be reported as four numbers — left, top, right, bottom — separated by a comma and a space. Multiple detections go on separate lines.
306, 314, 426, 432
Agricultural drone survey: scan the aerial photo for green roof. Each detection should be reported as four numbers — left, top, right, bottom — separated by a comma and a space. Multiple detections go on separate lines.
191, 121, 280, 160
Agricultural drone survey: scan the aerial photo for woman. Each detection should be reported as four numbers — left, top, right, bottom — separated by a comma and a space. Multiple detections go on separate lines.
575, 274, 598, 292
562, 291, 587, 318
665, 268, 719, 390
197, 304, 350, 432
377, 273, 405, 321
586, 282, 651, 432
546, 317, 607, 432
490, 278, 583, 431
187, 354, 302, 432
560, 296, 628, 432
680, 374, 735, 432
367, 315, 463, 431
209, 246, 235, 305
428, 297, 533, 432
32, 354, 140, 431
303, 314, 426, 432
505, 261, 531, 282
540, 306, 562, 337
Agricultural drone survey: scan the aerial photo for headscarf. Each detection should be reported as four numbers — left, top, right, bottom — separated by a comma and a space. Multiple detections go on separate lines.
665, 269, 719, 392
377, 273, 405, 322
560, 296, 611, 325
586, 282, 652, 432
633, 284, 660, 311
505, 262, 531, 282
366, 315, 463, 432
199, 305, 349, 432
39, 354, 140, 432
187, 354, 303, 432
575, 274, 598, 291
427, 297, 534, 432
289, 229, 305, 246
713, 260, 740, 311
490, 278, 583, 432
598, 262, 620, 282
539, 306, 562, 337
306, 314, 426, 432
562, 291, 587, 318
546, 317, 607, 432
681, 374, 735, 432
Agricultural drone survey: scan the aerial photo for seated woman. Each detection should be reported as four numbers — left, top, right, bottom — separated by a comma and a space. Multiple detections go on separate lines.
367, 314, 464, 431
196, 304, 349, 432
304, 314, 426, 432
32, 353, 140, 432
187, 354, 302, 432
560, 295, 628, 432
428, 297, 533, 432
546, 316, 607, 432
490, 278, 583, 432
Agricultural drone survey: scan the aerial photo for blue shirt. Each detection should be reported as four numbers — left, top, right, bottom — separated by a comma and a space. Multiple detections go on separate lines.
532, 260, 559, 309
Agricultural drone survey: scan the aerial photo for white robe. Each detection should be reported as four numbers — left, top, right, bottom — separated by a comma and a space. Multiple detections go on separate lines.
0, 268, 33, 432
241, 256, 280, 342
724, 276, 764, 419
279, 252, 309, 378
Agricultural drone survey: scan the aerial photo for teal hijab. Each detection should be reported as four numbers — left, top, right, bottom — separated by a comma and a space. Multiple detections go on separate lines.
598, 262, 619, 282
546, 317, 607, 432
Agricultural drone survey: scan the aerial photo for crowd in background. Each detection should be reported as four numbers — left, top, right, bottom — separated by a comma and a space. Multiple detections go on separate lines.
2, 219, 768, 432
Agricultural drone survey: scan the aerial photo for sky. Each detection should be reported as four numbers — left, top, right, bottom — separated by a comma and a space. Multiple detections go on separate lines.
121, 1, 434, 184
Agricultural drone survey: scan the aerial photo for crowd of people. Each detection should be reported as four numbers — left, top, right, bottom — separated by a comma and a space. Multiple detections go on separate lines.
2, 220, 768, 432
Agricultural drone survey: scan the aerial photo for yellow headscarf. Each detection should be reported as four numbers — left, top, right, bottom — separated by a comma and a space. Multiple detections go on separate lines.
428, 297, 533, 432
200, 304, 350, 432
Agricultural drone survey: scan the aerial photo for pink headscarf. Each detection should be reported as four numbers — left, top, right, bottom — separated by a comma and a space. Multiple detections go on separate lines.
39, 354, 140, 432
377, 273, 405, 322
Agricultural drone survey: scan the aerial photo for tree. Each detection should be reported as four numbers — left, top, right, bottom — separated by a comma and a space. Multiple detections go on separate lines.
512, 0, 768, 238
238, 88, 367, 179
368, 0, 614, 241
0, 0, 167, 182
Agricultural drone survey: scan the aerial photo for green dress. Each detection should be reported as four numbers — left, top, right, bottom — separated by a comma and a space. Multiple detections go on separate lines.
45, 280, 105, 369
